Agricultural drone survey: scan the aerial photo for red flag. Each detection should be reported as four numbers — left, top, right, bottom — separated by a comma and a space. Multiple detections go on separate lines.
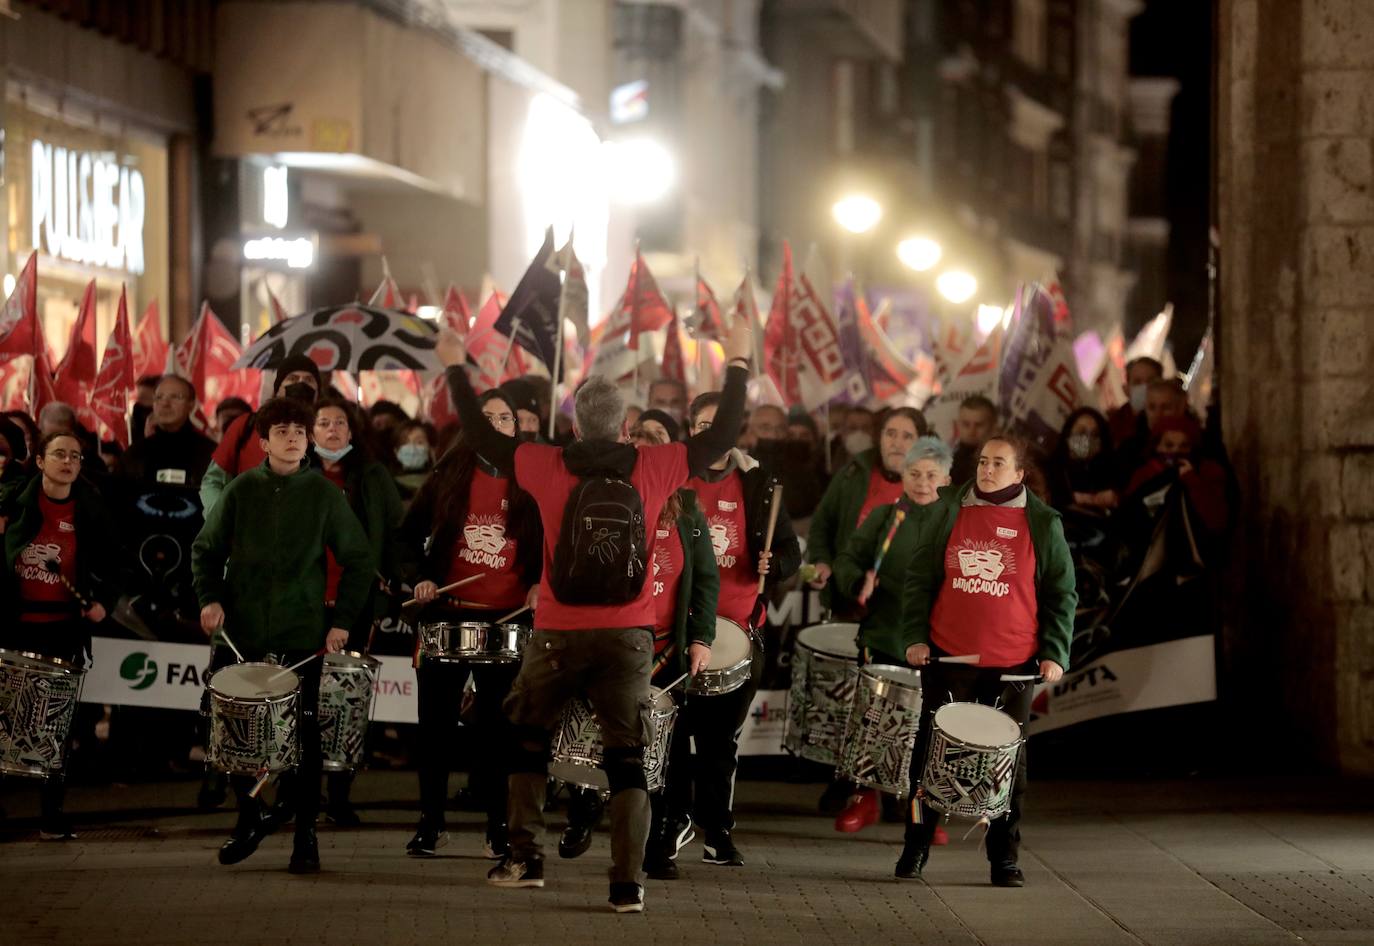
174, 303, 259, 429
763, 242, 799, 403
1043, 276, 1074, 338
91, 287, 135, 445
465, 290, 525, 390
0, 254, 40, 363
368, 265, 402, 309
442, 285, 471, 339
623, 249, 673, 351
660, 313, 686, 384
132, 300, 169, 380
53, 281, 101, 429
31, 339, 58, 416
692, 274, 724, 341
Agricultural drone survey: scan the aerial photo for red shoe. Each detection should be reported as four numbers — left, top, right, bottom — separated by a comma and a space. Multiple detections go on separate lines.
932, 825, 950, 846
833, 789, 880, 833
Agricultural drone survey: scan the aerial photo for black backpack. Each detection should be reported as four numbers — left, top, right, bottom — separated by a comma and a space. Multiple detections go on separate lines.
549, 465, 648, 605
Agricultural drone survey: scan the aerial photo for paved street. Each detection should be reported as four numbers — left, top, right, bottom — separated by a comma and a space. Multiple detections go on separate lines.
3, 773, 1374, 945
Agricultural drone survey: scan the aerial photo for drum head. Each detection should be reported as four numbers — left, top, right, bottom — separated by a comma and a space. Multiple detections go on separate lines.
708, 619, 751, 668
933, 702, 1022, 748
797, 623, 860, 659
211, 663, 299, 699
865, 664, 922, 691
324, 651, 380, 671
0, 649, 79, 674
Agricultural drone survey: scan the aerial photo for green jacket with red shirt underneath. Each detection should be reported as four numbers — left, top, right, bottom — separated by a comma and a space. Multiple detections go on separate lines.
2, 474, 123, 617
806, 447, 898, 611
899, 481, 1076, 671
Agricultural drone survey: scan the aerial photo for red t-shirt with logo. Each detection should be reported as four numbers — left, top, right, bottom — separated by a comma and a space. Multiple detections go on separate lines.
929, 505, 1039, 667
321, 465, 348, 604
687, 472, 757, 627
443, 468, 527, 611
855, 465, 904, 529
650, 523, 684, 671
514, 442, 689, 630
15, 493, 79, 622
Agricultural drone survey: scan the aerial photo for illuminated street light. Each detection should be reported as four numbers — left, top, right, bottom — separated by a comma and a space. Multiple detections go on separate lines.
604, 138, 677, 204
936, 269, 978, 304
896, 236, 942, 272
832, 195, 883, 234
976, 303, 1004, 335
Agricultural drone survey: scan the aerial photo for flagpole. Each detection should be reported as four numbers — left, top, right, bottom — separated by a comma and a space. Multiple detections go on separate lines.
549, 315, 563, 440
499, 318, 522, 381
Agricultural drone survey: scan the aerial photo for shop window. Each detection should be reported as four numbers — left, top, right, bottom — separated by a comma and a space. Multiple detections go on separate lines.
1013, 0, 1047, 70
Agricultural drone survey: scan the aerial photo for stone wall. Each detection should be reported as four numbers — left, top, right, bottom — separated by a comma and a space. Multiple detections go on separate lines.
1218, 0, 1374, 772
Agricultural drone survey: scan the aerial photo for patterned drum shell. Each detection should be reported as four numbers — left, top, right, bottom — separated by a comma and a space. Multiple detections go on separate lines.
206, 663, 301, 777
783, 623, 860, 765
0, 650, 86, 780
836, 664, 922, 796
919, 702, 1024, 821
319, 651, 381, 772
548, 690, 678, 793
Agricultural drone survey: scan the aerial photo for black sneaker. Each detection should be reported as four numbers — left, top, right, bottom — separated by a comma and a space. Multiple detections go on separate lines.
644, 843, 679, 881
558, 822, 594, 860
668, 816, 695, 858
488, 855, 545, 888
288, 827, 320, 875
38, 819, 77, 841
991, 862, 1025, 887
895, 843, 929, 879
701, 830, 744, 866
405, 822, 448, 857
325, 803, 361, 828
608, 882, 645, 913
218, 810, 270, 866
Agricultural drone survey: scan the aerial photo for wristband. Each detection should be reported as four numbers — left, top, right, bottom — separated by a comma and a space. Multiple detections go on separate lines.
727, 357, 750, 368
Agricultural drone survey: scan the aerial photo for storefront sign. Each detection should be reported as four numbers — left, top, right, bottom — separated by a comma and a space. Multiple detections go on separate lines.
31, 139, 146, 274
243, 235, 315, 269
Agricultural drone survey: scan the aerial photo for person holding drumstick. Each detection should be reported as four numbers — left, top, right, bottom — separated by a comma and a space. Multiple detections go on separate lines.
396, 388, 542, 859
896, 434, 1076, 886
192, 396, 374, 875
832, 436, 954, 836
682, 392, 801, 869
0, 430, 122, 840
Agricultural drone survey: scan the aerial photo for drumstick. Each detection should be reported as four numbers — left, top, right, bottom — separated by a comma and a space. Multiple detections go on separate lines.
215, 628, 246, 664
936, 654, 981, 664
266, 648, 326, 683
402, 573, 483, 607
998, 673, 1044, 683
657, 672, 690, 693
43, 559, 92, 610
495, 604, 530, 624
756, 483, 784, 595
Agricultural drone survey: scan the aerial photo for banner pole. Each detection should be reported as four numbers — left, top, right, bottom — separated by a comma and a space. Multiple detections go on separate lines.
549, 315, 563, 440
498, 317, 522, 382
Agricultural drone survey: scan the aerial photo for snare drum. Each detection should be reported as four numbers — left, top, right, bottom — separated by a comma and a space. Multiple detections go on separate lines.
548, 690, 678, 792
0, 650, 86, 779
783, 623, 860, 765
206, 663, 301, 777
685, 617, 753, 696
920, 702, 1024, 820
419, 621, 530, 663
319, 651, 381, 772
836, 664, 922, 796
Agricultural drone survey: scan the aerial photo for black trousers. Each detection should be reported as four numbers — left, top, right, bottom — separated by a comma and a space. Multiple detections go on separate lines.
903, 646, 1036, 864
657, 647, 763, 837
415, 659, 518, 831
209, 645, 323, 833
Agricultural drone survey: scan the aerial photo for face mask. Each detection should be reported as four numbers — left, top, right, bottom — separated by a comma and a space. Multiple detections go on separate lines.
1067, 433, 1098, 460
1129, 383, 1148, 412
315, 443, 353, 462
396, 443, 430, 471
843, 431, 874, 457
282, 382, 316, 403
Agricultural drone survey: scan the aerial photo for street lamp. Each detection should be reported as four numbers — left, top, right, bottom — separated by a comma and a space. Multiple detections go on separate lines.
976, 303, 1004, 335
896, 236, 942, 272
604, 138, 677, 204
832, 195, 883, 234
936, 269, 978, 304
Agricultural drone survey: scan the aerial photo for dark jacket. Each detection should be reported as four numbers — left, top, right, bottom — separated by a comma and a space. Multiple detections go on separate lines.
899, 482, 1077, 670
807, 447, 892, 611
2, 475, 122, 617
661, 490, 720, 677
833, 498, 918, 661
117, 423, 216, 487
192, 461, 373, 655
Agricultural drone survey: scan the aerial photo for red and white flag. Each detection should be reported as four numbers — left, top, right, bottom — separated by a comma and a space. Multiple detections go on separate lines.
174, 303, 259, 429
466, 290, 525, 391
923, 323, 1006, 442
660, 312, 686, 384
623, 249, 673, 351
691, 272, 724, 341
762, 242, 798, 402
132, 300, 169, 379
857, 298, 935, 406
0, 253, 40, 364
91, 287, 136, 445
53, 280, 101, 430
442, 285, 471, 338
267, 288, 290, 325
368, 262, 403, 310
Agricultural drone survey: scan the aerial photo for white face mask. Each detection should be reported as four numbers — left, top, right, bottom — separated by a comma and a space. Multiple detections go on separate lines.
1129, 383, 1148, 412
843, 431, 874, 457
315, 443, 353, 462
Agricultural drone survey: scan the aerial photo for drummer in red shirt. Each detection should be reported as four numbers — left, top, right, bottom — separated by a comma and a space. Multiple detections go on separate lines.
397, 388, 542, 860
897, 435, 1076, 886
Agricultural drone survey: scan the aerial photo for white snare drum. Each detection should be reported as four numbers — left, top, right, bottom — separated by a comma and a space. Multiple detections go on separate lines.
685, 617, 753, 696
319, 651, 381, 773
837, 664, 923, 796
548, 690, 678, 793
783, 623, 860, 765
920, 702, 1024, 820
206, 663, 300, 777
419, 621, 529, 663
0, 650, 86, 779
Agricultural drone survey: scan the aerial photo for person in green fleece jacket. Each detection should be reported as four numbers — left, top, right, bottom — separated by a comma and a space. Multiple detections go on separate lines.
192, 396, 373, 877
894, 434, 1076, 889
830, 436, 954, 836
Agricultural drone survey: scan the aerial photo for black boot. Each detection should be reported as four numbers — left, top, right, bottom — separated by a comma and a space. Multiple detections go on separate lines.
325, 772, 360, 827
218, 801, 270, 866
895, 840, 930, 879
289, 826, 321, 874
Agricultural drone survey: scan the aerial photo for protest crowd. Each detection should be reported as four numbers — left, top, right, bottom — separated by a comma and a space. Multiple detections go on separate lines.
0, 237, 1231, 912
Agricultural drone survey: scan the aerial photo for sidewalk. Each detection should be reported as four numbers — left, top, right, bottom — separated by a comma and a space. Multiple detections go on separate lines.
3, 773, 1373, 945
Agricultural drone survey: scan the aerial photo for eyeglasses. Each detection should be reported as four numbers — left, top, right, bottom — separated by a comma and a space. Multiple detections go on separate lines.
47, 449, 82, 462
483, 411, 515, 427
154, 393, 190, 403
693, 421, 712, 432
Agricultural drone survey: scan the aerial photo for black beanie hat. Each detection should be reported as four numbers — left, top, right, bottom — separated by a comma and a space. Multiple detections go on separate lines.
273, 354, 323, 394
636, 408, 681, 442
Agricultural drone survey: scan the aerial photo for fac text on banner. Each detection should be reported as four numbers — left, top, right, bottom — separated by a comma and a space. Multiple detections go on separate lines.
1027, 635, 1217, 735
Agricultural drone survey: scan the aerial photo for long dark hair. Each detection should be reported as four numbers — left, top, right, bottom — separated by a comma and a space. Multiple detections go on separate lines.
420, 391, 537, 534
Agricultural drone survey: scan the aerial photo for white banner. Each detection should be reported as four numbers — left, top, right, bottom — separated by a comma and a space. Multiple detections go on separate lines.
1027, 635, 1216, 734
738, 689, 789, 757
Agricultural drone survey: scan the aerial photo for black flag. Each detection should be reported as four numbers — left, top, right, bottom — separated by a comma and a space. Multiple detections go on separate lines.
493, 227, 563, 379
